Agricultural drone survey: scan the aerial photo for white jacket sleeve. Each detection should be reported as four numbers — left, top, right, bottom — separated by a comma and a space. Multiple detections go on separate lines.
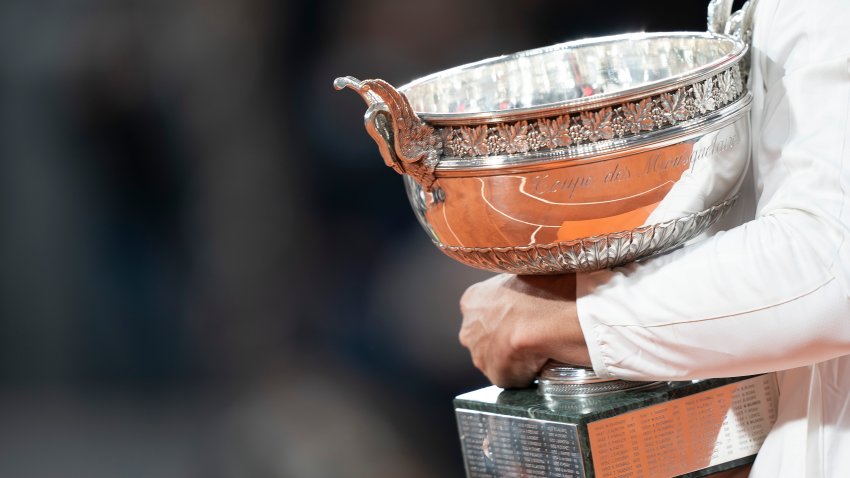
575, 0, 850, 381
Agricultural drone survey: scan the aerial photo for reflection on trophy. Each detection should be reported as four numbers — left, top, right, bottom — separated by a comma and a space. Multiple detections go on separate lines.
336, 1, 776, 476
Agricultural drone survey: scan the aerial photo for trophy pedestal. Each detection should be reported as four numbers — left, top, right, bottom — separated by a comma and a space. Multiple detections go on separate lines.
454, 374, 778, 478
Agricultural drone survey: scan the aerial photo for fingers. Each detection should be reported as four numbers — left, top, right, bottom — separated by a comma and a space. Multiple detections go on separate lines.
486, 355, 547, 389
459, 275, 518, 386
458, 273, 582, 388
466, 327, 542, 388
459, 283, 546, 387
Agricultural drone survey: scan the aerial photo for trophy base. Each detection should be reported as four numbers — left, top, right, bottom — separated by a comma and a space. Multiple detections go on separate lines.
455, 374, 778, 478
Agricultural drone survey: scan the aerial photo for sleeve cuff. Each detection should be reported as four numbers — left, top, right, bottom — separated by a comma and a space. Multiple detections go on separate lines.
575, 270, 615, 380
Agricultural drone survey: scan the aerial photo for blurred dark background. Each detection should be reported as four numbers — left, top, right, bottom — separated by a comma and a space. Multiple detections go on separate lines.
0, 1, 720, 477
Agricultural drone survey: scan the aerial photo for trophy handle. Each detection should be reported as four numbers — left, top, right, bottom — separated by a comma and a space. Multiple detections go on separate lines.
334, 76, 442, 191
707, 0, 735, 35
708, 0, 759, 43
708, 0, 759, 83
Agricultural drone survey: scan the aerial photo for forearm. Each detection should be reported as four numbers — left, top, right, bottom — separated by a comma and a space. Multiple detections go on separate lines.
577, 212, 850, 381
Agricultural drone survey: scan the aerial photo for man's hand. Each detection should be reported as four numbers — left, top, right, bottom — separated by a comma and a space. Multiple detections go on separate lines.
458, 274, 591, 388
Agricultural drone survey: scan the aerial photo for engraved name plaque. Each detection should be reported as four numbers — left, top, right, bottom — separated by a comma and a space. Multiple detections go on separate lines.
455, 374, 779, 478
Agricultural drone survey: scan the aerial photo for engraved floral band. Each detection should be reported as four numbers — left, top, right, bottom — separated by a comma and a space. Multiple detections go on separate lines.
440, 65, 743, 160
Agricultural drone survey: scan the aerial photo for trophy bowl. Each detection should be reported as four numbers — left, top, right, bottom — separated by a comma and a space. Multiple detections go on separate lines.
336, 31, 751, 274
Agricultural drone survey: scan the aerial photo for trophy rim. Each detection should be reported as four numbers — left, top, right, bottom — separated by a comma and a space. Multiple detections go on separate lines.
399, 31, 746, 126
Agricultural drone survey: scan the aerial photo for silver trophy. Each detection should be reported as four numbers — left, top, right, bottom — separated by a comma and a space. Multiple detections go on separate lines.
336, 1, 775, 476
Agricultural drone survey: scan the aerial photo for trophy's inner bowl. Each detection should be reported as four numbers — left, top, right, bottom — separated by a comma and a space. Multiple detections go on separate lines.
400, 33, 742, 120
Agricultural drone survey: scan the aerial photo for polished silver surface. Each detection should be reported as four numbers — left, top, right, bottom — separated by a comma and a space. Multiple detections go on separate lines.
537, 364, 662, 397
540, 364, 610, 384
405, 98, 751, 274
709, 0, 759, 83
335, 32, 748, 191
435, 64, 743, 162
401, 32, 744, 125
335, 8, 755, 260
434, 84, 750, 171
337, 54, 751, 273
709, 0, 759, 41
334, 77, 442, 190
435, 196, 738, 275
438, 197, 737, 275
707, 0, 735, 35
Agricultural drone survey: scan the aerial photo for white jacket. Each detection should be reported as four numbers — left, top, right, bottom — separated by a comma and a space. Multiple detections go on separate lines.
576, 1, 850, 476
